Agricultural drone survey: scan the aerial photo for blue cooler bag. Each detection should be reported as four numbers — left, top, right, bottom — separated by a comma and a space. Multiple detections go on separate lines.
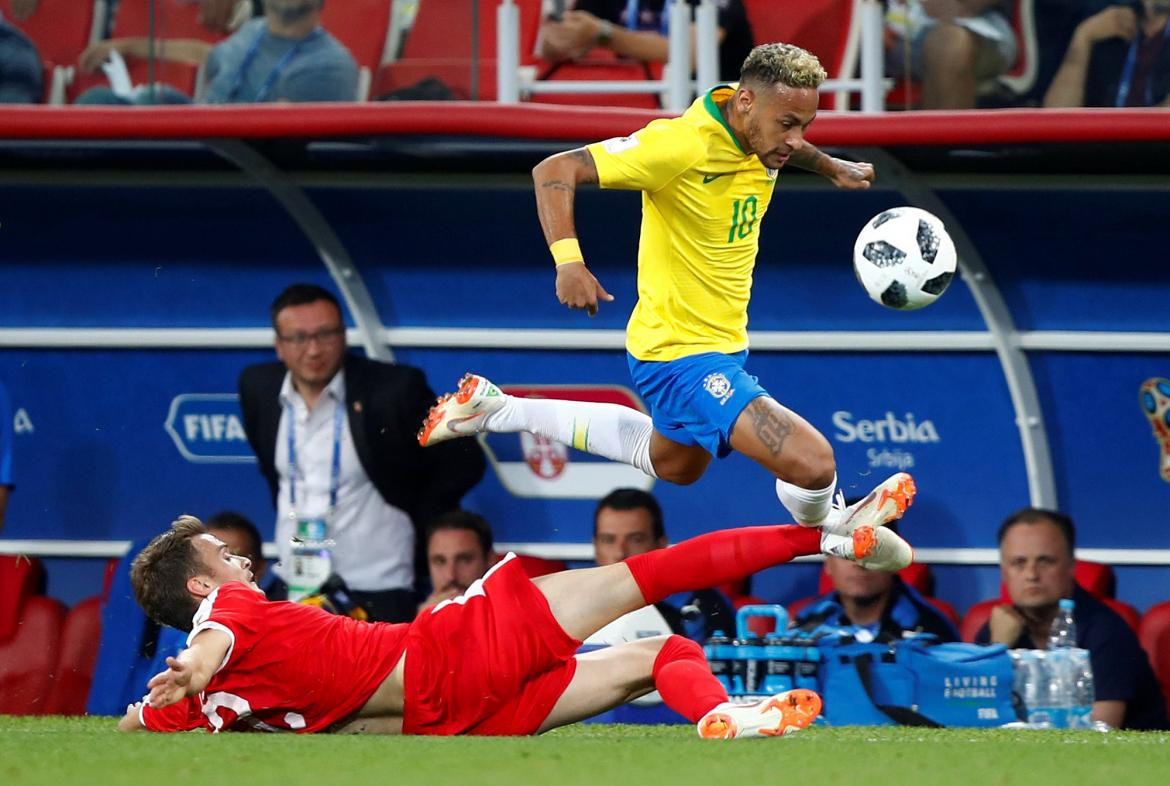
819, 635, 1019, 727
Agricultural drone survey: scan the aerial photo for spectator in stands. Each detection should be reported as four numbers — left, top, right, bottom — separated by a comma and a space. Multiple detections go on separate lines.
0, 8, 42, 103
593, 488, 735, 642
791, 520, 958, 643
884, 0, 1018, 109
538, 0, 754, 83
975, 507, 1168, 730
76, 0, 357, 104
1044, 0, 1170, 107
238, 284, 486, 623
0, 382, 13, 533
416, 510, 494, 616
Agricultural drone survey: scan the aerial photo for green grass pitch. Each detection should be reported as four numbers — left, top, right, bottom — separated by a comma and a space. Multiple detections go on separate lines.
2, 717, 1168, 786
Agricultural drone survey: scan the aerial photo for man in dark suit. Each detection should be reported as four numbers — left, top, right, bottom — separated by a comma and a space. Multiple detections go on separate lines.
239, 283, 486, 622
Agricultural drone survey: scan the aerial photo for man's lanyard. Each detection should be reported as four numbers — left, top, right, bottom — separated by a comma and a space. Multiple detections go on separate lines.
228, 27, 324, 102
623, 0, 672, 34
1115, 19, 1170, 107
286, 398, 344, 517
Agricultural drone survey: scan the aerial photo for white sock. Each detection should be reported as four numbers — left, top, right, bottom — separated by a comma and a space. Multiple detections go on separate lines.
484, 396, 659, 478
775, 474, 837, 526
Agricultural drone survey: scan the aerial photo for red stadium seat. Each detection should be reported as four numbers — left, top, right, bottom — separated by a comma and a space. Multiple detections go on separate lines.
531, 52, 661, 109
321, 0, 393, 100
0, 596, 66, 715
0, 0, 98, 103
960, 597, 999, 643
1074, 560, 1116, 599
1103, 597, 1141, 633
102, 557, 118, 602
1138, 601, 1170, 713
996, 0, 1039, 98
44, 596, 104, 716
377, 0, 543, 100
743, 0, 856, 109
69, 0, 229, 102
927, 595, 961, 628
0, 554, 45, 640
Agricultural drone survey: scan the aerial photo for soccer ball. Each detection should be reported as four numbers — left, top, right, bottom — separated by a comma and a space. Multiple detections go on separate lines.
852, 207, 957, 310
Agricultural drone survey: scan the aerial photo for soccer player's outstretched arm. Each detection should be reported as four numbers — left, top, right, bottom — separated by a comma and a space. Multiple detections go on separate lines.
145, 629, 231, 709
788, 143, 875, 190
532, 147, 614, 316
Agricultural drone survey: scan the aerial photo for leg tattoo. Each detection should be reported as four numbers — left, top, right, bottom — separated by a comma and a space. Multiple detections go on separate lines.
746, 398, 794, 458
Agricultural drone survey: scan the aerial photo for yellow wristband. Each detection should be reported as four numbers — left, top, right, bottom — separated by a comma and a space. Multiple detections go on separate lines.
550, 237, 584, 267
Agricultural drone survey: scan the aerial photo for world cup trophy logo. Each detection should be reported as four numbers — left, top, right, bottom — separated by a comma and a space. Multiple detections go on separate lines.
1140, 378, 1170, 483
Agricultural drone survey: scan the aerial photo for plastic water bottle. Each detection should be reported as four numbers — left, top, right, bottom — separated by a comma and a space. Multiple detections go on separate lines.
761, 635, 795, 694
1018, 650, 1056, 727
1048, 598, 1077, 649
1071, 648, 1095, 728
1044, 648, 1075, 728
703, 632, 734, 692
1044, 600, 1079, 728
793, 638, 821, 692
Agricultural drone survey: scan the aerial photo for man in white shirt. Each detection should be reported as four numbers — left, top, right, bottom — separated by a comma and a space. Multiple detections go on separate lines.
239, 284, 486, 622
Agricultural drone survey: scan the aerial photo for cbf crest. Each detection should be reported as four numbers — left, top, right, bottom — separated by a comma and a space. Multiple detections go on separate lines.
703, 373, 734, 405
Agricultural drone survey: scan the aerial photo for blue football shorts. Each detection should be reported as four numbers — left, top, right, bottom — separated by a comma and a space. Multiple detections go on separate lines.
627, 350, 770, 458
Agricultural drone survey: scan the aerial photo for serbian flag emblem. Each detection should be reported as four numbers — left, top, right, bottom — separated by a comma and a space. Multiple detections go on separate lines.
480, 384, 656, 499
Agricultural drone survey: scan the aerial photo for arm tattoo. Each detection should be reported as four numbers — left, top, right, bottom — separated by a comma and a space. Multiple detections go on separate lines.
790, 143, 831, 177
569, 148, 599, 184
747, 398, 794, 457
540, 179, 574, 193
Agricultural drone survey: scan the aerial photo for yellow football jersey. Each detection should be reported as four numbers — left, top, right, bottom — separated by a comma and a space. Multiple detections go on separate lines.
587, 84, 778, 361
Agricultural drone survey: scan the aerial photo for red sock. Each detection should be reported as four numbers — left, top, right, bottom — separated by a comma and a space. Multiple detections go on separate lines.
653, 635, 728, 723
625, 525, 820, 605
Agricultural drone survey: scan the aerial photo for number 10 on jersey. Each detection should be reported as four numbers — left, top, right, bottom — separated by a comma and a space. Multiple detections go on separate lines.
728, 196, 758, 243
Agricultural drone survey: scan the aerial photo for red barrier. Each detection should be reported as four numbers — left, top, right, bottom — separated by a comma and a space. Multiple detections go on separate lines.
2, 103, 1169, 145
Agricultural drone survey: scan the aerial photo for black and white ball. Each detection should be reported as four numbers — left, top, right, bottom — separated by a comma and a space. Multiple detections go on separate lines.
852, 207, 957, 310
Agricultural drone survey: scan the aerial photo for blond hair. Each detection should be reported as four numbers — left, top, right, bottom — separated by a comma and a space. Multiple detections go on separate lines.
740, 43, 826, 90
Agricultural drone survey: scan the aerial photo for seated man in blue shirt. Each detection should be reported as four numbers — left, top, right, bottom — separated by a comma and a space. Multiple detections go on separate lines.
792, 521, 958, 643
975, 507, 1167, 730
77, 0, 356, 104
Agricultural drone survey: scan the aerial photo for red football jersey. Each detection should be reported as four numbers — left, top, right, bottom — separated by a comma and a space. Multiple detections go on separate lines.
141, 582, 408, 733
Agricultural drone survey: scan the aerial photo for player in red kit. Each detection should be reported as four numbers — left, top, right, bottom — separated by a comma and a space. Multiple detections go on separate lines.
123, 479, 915, 738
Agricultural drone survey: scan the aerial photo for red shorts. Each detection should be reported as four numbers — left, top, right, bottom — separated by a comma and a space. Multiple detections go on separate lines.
402, 554, 581, 736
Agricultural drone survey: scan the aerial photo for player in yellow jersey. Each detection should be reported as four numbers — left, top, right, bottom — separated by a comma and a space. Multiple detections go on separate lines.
420, 44, 917, 569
